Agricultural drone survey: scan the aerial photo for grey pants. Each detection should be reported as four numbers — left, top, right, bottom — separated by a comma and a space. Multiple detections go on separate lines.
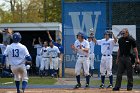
115, 56, 133, 88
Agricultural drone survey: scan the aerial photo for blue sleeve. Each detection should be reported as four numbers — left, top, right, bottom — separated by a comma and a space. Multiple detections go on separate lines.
53, 42, 57, 46
60, 46, 64, 54
25, 55, 32, 61
2, 55, 6, 65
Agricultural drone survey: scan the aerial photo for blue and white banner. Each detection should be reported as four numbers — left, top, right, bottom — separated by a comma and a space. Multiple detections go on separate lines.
63, 2, 107, 68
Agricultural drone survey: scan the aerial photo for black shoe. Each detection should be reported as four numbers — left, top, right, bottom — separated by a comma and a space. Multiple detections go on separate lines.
99, 84, 105, 89
127, 87, 132, 91
85, 84, 89, 88
74, 83, 81, 89
112, 87, 120, 91
107, 84, 113, 88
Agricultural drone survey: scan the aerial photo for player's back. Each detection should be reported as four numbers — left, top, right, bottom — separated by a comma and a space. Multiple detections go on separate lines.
5, 43, 29, 66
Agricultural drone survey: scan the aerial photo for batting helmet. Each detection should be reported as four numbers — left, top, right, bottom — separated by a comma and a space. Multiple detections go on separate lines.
12, 32, 22, 43
77, 32, 84, 38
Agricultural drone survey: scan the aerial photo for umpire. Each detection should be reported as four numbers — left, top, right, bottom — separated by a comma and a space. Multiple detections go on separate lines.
113, 28, 140, 91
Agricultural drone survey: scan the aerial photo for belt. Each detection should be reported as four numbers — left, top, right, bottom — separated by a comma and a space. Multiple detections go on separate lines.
90, 52, 94, 54
43, 57, 49, 58
120, 55, 130, 57
78, 55, 87, 57
102, 54, 111, 56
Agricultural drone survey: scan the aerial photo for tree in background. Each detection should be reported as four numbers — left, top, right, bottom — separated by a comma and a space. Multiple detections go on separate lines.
0, 0, 61, 23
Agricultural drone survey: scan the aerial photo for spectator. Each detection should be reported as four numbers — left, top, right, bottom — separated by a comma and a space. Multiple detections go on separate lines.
0, 28, 13, 45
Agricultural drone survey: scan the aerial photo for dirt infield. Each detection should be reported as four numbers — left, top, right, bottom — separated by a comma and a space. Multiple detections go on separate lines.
1, 88, 140, 93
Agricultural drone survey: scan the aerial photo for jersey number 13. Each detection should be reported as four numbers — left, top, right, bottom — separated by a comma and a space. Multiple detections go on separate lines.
12, 49, 19, 57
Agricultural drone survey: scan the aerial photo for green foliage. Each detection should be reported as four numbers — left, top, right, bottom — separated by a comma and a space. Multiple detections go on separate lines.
0, 0, 62, 23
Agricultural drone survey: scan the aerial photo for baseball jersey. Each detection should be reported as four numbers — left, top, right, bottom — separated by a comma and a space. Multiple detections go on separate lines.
89, 41, 95, 54
47, 46, 60, 57
74, 39, 90, 56
97, 38, 115, 55
34, 44, 42, 55
40, 47, 49, 58
0, 44, 7, 54
54, 42, 64, 54
4, 43, 30, 66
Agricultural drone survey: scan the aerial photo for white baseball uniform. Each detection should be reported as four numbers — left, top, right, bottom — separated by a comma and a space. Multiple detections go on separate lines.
47, 46, 60, 70
40, 47, 49, 70
0, 44, 10, 68
89, 41, 95, 70
34, 44, 42, 68
74, 39, 90, 76
97, 38, 115, 76
4, 43, 30, 82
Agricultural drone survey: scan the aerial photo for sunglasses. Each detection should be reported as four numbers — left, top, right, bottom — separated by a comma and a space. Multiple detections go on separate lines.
121, 33, 125, 35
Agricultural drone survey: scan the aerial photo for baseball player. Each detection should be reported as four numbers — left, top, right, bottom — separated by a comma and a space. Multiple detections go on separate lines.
32, 37, 43, 75
88, 34, 95, 77
40, 41, 49, 77
2, 32, 32, 93
47, 41, 60, 77
47, 31, 64, 77
71, 32, 90, 88
0, 41, 10, 69
93, 31, 117, 88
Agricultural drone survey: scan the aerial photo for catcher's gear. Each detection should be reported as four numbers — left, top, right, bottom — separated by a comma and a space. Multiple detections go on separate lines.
134, 63, 140, 74
12, 32, 22, 43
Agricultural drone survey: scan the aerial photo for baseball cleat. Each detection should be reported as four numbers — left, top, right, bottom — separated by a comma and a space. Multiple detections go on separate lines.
112, 87, 120, 91
127, 87, 132, 91
99, 84, 105, 89
74, 83, 81, 89
85, 84, 90, 88
107, 84, 113, 88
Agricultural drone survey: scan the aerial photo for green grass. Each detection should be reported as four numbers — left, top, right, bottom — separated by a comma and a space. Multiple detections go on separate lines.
90, 79, 140, 86
1, 77, 140, 86
0, 77, 57, 85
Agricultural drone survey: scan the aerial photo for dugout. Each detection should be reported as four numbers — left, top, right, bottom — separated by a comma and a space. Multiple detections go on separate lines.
0, 22, 62, 75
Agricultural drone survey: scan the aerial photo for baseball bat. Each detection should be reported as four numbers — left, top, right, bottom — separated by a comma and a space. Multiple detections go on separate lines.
59, 54, 63, 78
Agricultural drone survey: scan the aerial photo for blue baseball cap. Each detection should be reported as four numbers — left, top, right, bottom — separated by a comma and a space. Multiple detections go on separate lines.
4, 28, 8, 30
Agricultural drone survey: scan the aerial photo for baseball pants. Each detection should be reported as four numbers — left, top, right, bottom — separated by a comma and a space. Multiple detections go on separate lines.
75, 57, 90, 76
40, 58, 49, 70
50, 57, 59, 70
89, 53, 95, 69
11, 64, 28, 82
36, 55, 42, 68
100, 55, 112, 76
114, 56, 133, 88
